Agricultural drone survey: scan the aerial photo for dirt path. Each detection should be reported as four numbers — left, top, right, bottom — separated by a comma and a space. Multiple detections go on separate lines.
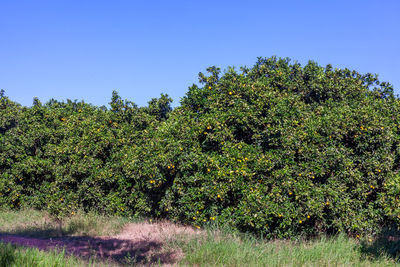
0, 222, 199, 266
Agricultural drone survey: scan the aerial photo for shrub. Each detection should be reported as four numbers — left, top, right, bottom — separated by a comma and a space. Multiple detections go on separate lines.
133, 57, 400, 238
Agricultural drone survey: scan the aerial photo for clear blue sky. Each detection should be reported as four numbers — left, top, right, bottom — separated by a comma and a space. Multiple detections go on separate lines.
1, 0, 399, 107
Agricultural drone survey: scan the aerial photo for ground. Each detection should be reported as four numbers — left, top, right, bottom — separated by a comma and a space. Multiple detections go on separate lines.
0, 221, 200, 266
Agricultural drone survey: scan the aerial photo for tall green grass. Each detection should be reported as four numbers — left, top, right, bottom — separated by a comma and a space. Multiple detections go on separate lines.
0, 242, 111, 267
173, 229, 400, 267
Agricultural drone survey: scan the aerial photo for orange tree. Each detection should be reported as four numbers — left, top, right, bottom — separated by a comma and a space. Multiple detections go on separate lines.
0, 90, 172, 222
130, 57, 400, 238
0, 90, 23, 208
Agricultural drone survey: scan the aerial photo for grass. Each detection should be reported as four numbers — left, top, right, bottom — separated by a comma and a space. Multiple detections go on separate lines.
0, 208, 136, 238
172, 229, 399, 267
1, 208, 400, 266
0, 242, 107, 267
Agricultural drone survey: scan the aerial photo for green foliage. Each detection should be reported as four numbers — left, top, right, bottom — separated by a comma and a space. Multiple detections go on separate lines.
0, 91, 166, 221
1, 57, 400, 239
135, 57, 400, 238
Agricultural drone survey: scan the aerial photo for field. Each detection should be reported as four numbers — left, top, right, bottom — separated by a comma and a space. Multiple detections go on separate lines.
1, 209, 400, 266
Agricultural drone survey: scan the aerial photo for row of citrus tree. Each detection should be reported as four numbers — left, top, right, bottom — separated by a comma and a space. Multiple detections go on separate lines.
1, 57, 400, 238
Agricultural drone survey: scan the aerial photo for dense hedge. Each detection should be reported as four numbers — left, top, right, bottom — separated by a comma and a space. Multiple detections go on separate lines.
1, 57, 400, 238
